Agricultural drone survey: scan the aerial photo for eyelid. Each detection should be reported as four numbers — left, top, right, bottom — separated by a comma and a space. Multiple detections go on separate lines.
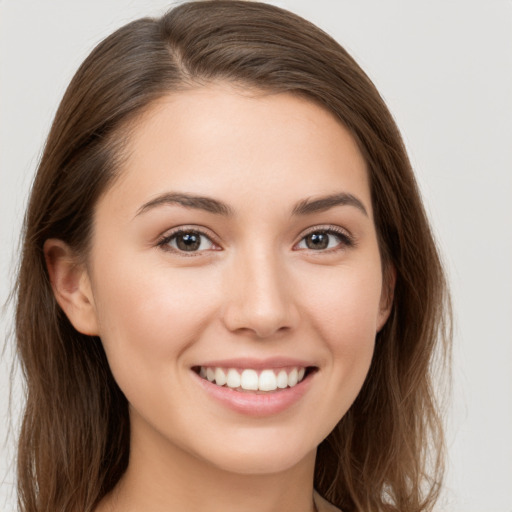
156, 223, 355, 256
294, 225, 355, 251
157, 225, 221, 256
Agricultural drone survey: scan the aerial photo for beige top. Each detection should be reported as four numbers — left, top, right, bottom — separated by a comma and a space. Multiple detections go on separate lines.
313, 491, 342, 512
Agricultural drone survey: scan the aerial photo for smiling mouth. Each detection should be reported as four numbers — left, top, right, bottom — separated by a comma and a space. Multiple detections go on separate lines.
192, 366, 317, 393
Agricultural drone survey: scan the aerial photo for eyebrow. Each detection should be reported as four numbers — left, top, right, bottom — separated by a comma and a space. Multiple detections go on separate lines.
136, 192, 234, 217
291, 193, 368, 217
135, 191, 368, 218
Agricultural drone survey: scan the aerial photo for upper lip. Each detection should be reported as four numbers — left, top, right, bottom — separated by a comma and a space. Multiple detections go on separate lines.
194, 357, 316, 370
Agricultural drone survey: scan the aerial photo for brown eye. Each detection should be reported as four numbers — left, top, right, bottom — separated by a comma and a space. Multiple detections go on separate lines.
304, 232, 330, 250
164, 230, 215, 252
296, 229, 352, 251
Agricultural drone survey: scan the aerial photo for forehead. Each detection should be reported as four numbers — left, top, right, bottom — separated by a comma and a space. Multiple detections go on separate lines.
100, 84, 372, 219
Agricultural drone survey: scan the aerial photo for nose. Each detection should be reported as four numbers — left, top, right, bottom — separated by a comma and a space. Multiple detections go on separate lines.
221, 248, 300, 339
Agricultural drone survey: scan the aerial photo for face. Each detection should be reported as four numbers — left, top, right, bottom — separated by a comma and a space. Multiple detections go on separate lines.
79, 85, 391, 475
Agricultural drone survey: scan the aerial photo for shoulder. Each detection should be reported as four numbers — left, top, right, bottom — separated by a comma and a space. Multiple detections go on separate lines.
313, 490, 342, 512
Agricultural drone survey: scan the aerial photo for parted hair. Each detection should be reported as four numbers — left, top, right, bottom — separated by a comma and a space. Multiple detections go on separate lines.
14, 2, 451, 511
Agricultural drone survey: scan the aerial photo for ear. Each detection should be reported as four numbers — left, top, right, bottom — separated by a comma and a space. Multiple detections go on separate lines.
44, 239, 99, 336
377, 263, 396, 332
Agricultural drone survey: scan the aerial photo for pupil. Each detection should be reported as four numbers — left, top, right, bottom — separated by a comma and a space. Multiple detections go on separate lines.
177, 233, 200, 251
307, 232, 328, 250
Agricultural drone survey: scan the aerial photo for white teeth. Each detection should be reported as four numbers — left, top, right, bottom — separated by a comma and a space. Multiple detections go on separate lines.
214, 367, 227, 386
240, 369, 259, 390
276, 369, 288, 389
288, 368, 298, 387
198, 366, 308, 391
259, 369, 277, 391
226, 368, 241, 388
206, 367, 215, 382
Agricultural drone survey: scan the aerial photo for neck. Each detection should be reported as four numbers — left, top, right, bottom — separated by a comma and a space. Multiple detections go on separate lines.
97, 416, 317, 512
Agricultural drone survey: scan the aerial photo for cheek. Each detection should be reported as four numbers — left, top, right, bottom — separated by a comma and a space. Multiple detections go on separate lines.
287, 261, 382, 439
301, 262, 382, 391
91, 256, 221, 371
304, 263, 383, 343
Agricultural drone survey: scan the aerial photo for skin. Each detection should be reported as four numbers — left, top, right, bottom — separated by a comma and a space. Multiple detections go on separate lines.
45, 84, 393, 512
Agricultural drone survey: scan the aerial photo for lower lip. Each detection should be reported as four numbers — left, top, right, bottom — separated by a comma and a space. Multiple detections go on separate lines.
192, 370, 314, 417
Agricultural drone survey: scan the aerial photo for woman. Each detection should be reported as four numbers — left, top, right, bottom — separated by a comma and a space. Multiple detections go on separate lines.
14, 1, 451, 511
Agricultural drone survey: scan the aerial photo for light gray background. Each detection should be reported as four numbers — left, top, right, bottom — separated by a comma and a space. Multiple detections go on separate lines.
1, 1, 511, 511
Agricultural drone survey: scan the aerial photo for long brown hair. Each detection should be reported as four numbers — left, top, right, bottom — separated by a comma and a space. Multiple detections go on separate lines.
14, 2, 451, 511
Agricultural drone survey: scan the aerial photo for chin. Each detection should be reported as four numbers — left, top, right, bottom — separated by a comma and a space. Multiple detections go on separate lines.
190, 430, 317, 476
207, 447, 315, 476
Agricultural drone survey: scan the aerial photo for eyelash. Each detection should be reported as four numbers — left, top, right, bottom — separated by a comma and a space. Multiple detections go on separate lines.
298, 226, 355, 252
157, 228, 220, 256
157, 225, 355, 256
